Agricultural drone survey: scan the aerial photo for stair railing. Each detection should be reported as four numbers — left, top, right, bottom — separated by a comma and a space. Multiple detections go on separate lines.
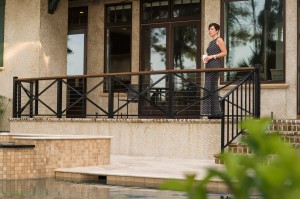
220, 64, 261, 152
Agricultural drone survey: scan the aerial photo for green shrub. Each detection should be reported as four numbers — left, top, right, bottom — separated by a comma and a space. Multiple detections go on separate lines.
160, 118, 300, 199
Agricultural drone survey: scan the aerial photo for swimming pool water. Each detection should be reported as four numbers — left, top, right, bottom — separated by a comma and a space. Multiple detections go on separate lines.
0, 178, 231, 199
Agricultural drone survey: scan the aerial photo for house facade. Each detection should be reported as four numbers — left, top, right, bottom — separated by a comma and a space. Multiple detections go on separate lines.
0, 0, 298, 131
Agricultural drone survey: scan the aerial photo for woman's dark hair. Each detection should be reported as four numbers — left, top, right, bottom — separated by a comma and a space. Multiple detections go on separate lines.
208, 23, 220, 31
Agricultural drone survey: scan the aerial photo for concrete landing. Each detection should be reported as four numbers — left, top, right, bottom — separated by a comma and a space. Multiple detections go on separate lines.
55, 155, 228, 193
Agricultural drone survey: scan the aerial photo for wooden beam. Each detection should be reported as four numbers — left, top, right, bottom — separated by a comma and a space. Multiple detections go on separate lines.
48, 0, 60, 14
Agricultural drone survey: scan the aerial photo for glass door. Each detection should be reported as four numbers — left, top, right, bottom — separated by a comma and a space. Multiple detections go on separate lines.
172, 23, 200, 117
141, 23, 200, 117
172, 23, 198, 90
66, 32, 86, 117
141, 26, 168, 116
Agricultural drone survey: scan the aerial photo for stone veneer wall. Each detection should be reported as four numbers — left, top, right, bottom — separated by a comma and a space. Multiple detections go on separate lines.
0, 134, 111, 179
9, 118, 221, 160
0, 147, 35, 179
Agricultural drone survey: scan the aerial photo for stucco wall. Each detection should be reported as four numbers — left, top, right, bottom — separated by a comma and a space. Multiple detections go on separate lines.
9, 118, 221, 160
281, 0, 297, 119
0, 0, 41, 131
39, 0, 68, 77
0, 0, 68, 131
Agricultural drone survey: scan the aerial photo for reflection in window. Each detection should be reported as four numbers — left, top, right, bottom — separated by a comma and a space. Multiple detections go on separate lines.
143, 27, 167, 87
173, 25, 197, 70
173, 25, 197, 91
173, 0, 201, 18
142, 0, 169, 21
106, 4, 132, 25
67, 34, 85, 75
68, 7, 88, 29
106, 28, 131, 74
224, 0, 284, 82
142, 0, 201, 21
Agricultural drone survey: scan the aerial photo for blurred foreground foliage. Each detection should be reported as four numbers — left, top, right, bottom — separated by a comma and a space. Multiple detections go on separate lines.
160, 118, 300, 199
0, 95, 7, 115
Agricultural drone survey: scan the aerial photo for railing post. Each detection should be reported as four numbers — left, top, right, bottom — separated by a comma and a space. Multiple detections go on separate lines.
168, 73, 174, 118
29, 82, 34, 118
211, 72, 216, 116
138, 75, 142, 115
221, 100, 225, 152
12, 76, 18, 118
35, 80, 39, 115
254, 64, 261, 118
57, 79, 62, 118
107, 77, 114, 118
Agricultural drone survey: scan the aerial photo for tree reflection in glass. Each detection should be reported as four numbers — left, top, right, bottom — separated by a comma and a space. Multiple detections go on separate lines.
143, 27, 167, 88
224, 0, 284, 81
173, 25, 197, 92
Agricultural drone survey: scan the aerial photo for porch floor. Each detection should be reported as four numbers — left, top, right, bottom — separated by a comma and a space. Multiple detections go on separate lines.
55, 155, 227, 193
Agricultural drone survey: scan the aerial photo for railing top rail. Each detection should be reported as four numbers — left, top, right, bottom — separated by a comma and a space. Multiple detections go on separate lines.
15, 67, 255, 81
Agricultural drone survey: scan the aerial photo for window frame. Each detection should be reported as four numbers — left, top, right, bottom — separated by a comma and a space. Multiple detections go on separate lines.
221, 0, 286, 83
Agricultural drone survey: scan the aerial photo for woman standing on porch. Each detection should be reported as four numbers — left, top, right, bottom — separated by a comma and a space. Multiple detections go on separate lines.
202, 23, 227, 119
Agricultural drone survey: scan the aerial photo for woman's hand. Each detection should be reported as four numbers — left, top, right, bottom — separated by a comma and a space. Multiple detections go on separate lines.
204, 55, 213, 62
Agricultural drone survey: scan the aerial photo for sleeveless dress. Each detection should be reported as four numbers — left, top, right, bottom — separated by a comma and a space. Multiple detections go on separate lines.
202, 38, 221, 116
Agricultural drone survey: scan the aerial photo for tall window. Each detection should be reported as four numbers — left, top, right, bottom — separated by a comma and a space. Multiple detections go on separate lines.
105, 4, 132, 73
67, 7, 88, 117
0, 0, 5, 67
105, 3, 132, 90
223, 0, 284, 82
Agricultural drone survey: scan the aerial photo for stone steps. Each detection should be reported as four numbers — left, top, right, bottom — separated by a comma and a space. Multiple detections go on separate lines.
214, 119, 300, 164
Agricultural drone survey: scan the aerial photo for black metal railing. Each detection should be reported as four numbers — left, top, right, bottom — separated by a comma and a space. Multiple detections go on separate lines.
220, 65, 260, 151
13, 66, 260, 151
